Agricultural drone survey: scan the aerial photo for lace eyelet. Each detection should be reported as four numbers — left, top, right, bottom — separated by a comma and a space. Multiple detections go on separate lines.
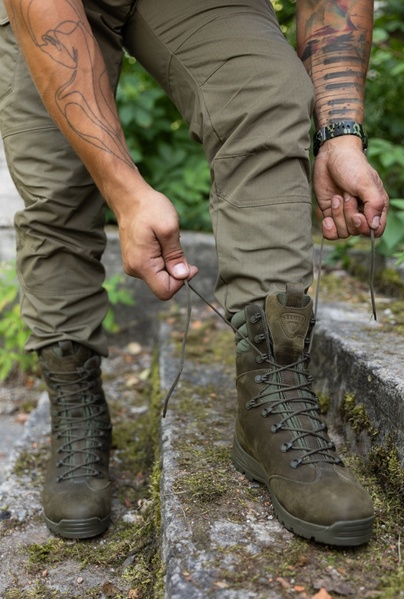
281, 442, 292, 452
290, 458, 302, 469
250, 313, 262, 324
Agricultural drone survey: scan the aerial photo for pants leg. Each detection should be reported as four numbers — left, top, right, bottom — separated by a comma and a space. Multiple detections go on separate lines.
0, 0, 134, 354
124, 0, 315, 315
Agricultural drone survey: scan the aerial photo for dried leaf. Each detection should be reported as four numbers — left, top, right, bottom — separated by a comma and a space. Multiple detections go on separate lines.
311, 589, 333, 599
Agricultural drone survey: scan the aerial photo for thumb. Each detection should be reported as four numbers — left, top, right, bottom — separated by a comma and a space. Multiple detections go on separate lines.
162, 237, 198, 281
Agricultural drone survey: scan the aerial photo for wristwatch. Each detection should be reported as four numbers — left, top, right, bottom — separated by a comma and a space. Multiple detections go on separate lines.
313, 121, 368, 157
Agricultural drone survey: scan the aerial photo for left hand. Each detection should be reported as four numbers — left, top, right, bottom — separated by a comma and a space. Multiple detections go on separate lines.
313, 136, 389, 240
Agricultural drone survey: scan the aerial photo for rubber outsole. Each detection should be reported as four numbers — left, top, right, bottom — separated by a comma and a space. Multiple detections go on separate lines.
232, 436, 374, 547
44, 514, 111, 539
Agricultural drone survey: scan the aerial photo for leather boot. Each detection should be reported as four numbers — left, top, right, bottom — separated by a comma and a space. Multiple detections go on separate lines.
39, 341, 112, 539
231, 285, 374, 546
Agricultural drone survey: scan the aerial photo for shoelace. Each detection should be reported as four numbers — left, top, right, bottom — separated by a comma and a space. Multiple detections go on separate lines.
244, 309, 338, 467
163, 233, 377, 417
48, 368, 110, 481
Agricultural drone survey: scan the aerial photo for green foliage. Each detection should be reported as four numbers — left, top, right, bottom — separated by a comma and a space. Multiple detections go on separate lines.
365, 1, 404, 260
0, 264, 135, 381
102, 273, 135, 333
116, 56, 211, 232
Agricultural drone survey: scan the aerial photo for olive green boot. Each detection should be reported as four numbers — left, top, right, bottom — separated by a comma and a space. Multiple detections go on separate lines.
39, 341, 112, 539
231, 285, 374, 546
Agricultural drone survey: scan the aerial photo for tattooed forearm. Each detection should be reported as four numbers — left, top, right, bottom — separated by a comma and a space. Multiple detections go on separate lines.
6, 0, 134, 170
296, 0, 373, 128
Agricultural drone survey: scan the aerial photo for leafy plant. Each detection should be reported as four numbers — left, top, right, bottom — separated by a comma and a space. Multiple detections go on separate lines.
365, 2, 404, 260
102, 273, 135, 333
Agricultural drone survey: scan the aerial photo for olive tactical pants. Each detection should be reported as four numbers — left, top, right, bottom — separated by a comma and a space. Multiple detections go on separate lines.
0, 0, 314, 356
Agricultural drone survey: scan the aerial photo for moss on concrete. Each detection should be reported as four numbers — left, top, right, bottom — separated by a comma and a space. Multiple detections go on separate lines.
367, 436, 404, 529
341, 392, 379, 437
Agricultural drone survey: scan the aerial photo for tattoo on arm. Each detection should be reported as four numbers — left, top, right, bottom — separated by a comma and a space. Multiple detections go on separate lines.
297, 0, 373, 126
22, 0, 134, 169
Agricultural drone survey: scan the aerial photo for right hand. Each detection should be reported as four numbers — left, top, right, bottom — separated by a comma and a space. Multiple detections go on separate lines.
313, 136, 388, 240
116, 186, 198, 300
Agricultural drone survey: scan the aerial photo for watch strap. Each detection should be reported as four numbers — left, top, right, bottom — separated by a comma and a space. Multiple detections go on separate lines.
313, 121, 368, 156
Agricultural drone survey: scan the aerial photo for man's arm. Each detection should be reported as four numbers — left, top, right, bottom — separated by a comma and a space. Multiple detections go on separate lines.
296, 0, 388, 240
4, 0, 197, 299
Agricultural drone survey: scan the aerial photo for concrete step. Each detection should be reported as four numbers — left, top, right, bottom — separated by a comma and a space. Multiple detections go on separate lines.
0, 228, 403, 597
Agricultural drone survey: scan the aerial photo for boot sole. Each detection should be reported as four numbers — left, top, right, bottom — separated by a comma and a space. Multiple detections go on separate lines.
44, 514, 111, 539
232, 436, 374, 547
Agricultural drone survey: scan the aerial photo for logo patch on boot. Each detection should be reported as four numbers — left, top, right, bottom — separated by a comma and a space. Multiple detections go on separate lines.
280, 313, 306, 338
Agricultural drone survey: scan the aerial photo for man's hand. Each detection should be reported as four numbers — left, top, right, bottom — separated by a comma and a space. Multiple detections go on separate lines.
116, 186, 198, 300
313, 136, 389, 240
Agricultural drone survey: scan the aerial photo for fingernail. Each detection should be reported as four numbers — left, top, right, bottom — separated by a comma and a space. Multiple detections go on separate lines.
332, 197, 340, 209
372, 216, 380, 229
173, 263, 189, 277
354, 217, 361, 228
323, 218, 333, 230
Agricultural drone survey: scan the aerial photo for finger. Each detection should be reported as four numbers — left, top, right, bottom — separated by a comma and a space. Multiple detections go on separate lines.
163, 245, 199, 282
322, 217, 339, 240
342, 194, 366, 236
358, 173, 389, 235
330, 195, 349, 239
146, 255, 198, 301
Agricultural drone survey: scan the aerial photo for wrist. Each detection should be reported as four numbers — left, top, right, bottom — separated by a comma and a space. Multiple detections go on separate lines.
313, 121, 368, 157
101, 165, 150, 214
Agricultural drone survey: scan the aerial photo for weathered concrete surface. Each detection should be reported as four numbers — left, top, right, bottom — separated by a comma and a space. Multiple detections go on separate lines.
158, 317, 293, 599
312, 301, 404, 463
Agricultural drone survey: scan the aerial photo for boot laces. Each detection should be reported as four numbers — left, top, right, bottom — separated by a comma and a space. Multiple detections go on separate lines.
163, 231, 377, 431
47, 365, 110, 481
246, 351, 340, 467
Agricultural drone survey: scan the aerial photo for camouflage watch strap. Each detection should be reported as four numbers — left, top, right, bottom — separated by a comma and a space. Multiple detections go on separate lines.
313, 121, 368, 157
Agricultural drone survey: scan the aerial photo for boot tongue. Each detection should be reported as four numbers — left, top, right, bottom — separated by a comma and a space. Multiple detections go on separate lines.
265, 285, 313, 365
